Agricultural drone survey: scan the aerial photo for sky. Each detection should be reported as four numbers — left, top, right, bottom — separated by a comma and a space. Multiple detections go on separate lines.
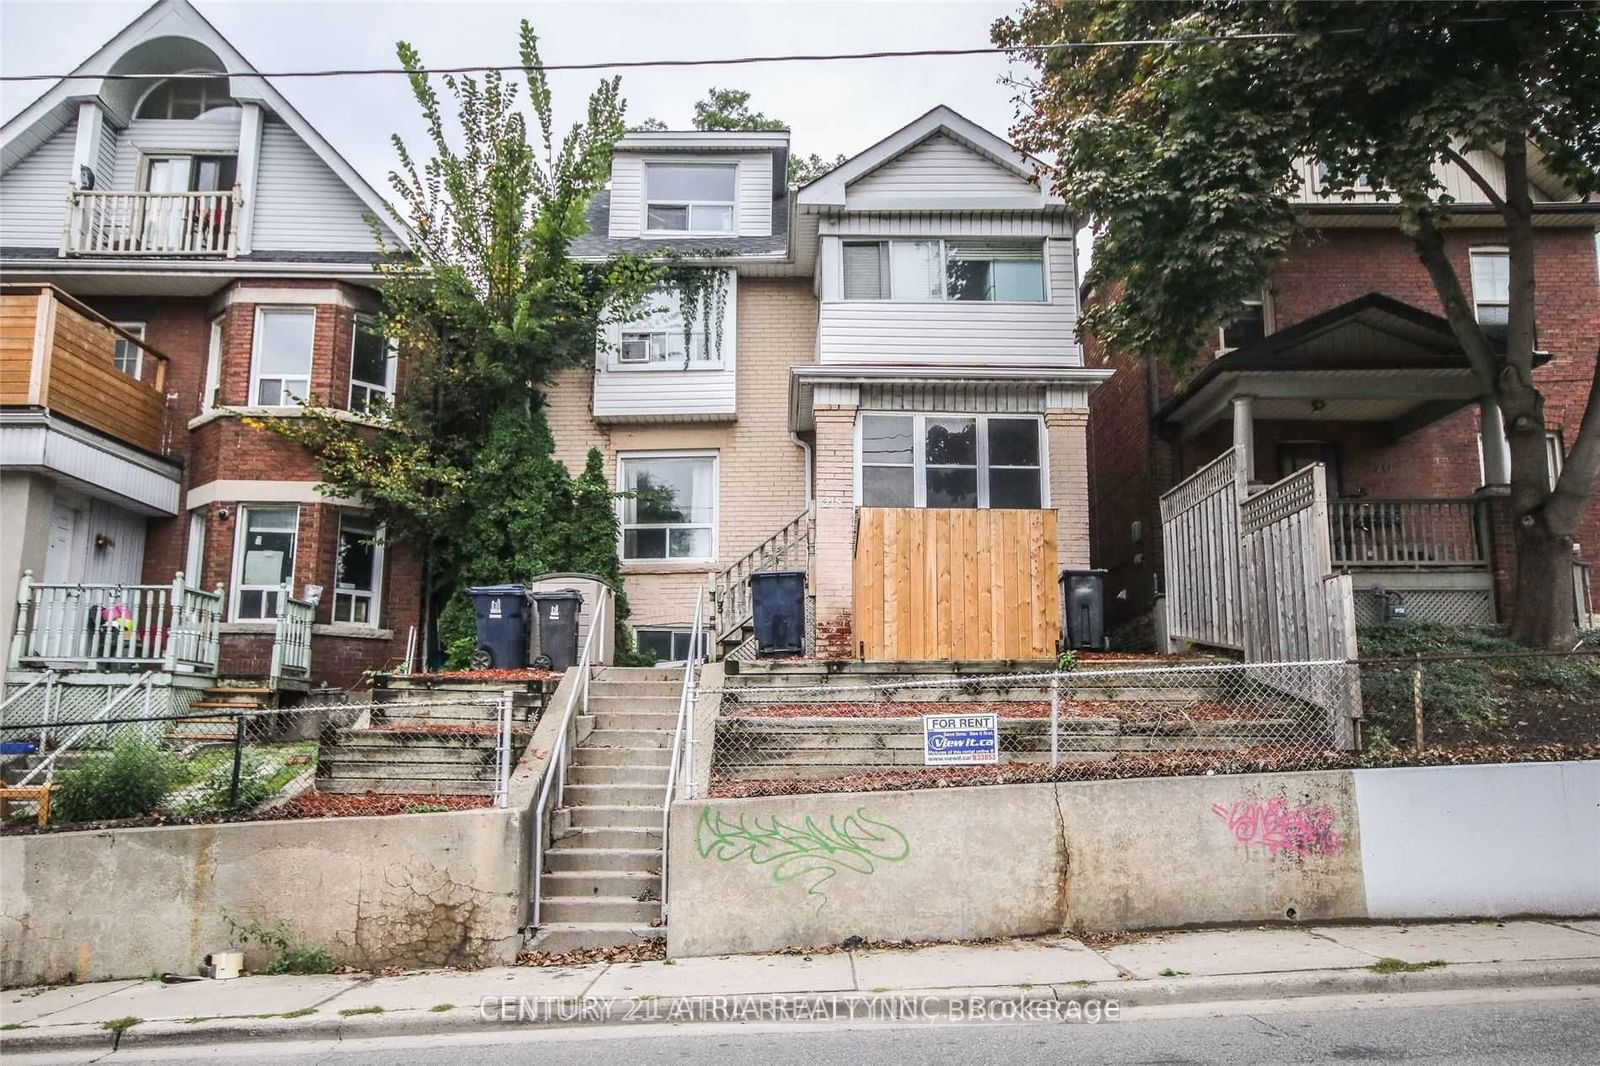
0, 0, 1031, 198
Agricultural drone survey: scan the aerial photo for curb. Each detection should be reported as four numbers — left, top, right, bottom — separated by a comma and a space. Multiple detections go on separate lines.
5, 958, 1597, 1054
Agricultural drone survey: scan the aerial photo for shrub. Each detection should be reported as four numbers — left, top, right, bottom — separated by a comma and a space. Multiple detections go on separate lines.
173, 751, 279, 815
51, 738, 176, 824
221, 911, 338, 975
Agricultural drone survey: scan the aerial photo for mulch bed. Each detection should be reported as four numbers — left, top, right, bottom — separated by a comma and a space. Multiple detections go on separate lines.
257, 792, 493, 819
392, 668, 559, 683
518, 941, 666, 967
360, 722, 539, 736
722, 700, 1277, 722
707, 742, 1600, 798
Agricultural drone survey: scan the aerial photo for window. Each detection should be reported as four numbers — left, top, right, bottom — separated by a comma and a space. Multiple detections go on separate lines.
334, 514, 382, 625
202, 316, 223, 411
251, 307, 315, 405
859, 414, 1044, 509
841, 239, 1046, 302
233, 506, 298, 620
184, 510, 206, 584
645, 163, 736, 233
142, 154, 238, 193
133, 75, 239, 121
635, 627, 708, 664
1470, 249, 1509, 344
348, 315, 394, 412
614, 287, 716, 366
1277, 442, 1344, 496
1476, 430, 1563, 489
111, 322, 145, 379
1314, 161, 1372, 191
619, 454, 717, 561
1219, 294, 1268, 351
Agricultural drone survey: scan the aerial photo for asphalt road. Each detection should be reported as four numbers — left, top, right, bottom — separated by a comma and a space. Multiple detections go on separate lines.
20, 987, 1600, 1066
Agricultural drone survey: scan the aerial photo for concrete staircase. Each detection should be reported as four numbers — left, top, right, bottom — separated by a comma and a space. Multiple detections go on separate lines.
530, 666, 683, 954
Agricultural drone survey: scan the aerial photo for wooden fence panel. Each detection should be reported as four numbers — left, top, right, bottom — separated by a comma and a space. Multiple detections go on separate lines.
854, 507, 1059, 661
1158, 449, 1245, 650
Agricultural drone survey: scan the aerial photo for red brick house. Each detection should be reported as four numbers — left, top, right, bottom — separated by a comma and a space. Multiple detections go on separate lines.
1088, 151, 1599, 638
1, 0, 419, 695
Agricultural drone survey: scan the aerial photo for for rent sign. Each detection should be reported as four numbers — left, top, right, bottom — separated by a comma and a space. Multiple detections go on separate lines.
922, 713, 999, 766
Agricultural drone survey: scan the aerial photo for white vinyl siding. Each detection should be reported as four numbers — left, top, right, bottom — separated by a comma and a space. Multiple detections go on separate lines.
607, 152, 772, 238
94, 114, 119, 189
109, 117, 242, 191
818, 215, 1080, 367
1294, 148, 1568, 204
592, 270, 738, 421
0, 117, 77, 246
252, 118, 399, 251
846, 133, 1034, 199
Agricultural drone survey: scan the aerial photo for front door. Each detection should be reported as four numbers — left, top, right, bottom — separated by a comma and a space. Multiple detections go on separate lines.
37, 502, 89, 657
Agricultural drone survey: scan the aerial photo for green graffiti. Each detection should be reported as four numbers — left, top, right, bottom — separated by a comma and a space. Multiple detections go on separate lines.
695, 806, 911, 912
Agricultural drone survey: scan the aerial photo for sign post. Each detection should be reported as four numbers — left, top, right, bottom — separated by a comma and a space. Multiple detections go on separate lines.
922, 712, 999, 766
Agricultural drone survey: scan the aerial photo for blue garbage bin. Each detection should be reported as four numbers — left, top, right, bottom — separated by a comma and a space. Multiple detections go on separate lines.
750, 570, 806, 656
464, 584, 531, 669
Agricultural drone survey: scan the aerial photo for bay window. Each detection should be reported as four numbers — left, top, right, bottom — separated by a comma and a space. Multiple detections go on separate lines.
620, 454, 717, 561
334, 513, 383, 625
841, 239, 1046, 302
233, 505, 298, 620
645, 163, 736, 233
250, 307, 315, 405
859, 414, 1045, 509
348, 314, 394, 412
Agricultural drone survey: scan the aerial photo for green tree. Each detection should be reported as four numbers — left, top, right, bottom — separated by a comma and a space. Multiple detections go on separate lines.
256, 20, 657, 663
995, 1, 1600, 647
688, 87, 844, 184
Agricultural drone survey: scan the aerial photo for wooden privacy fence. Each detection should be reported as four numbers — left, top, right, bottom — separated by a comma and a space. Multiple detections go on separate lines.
853, 507, 1059, 661
1158, 449, 1245, 651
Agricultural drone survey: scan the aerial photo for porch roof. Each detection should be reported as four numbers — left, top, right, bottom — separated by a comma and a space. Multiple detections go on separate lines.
1155, 293, 1547, 440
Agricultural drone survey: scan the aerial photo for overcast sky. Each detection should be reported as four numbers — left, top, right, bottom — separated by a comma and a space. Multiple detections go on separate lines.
1, 0, 1029, 196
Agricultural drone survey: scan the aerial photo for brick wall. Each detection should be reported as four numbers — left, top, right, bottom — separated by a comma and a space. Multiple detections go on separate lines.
1045, 408, 1091, 570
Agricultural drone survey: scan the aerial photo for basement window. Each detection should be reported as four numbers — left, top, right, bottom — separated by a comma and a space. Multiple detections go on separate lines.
634, 627, 708, 664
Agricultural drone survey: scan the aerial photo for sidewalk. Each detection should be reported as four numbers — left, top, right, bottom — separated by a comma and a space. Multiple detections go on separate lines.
3, 919, 1597, 1054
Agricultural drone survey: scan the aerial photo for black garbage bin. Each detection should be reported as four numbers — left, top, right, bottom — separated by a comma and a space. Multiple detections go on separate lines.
529, 588, 584, 671
465, 585, 530, 668
1059, 570, 1106, 651
750, 570, 806, 656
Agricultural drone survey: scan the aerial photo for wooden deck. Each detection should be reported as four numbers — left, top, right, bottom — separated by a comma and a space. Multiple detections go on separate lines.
853, 507, 1060, 661
0, 285, 169, 455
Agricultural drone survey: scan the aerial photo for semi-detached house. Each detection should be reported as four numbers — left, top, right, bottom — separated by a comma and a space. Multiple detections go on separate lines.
550, 108, 1109, 661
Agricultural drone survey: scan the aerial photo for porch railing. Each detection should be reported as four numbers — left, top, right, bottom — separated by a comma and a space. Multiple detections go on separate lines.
269, 587, 315, 686
1328, 499, 1485, 569
9, 571, 224, 673
711, 505, 813, 641
62, 187, 242, 258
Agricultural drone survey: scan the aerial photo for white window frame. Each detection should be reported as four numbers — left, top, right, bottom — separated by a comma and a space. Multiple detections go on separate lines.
230, 504, 299, 621
1469, 246, 1510, 329
840, 238, 1050, 304
1476, 429, 1563, 490
854, 412, 1050, 509
1312, 160, 1372, 193
642, 161, 738, 236
249, 306, 315, 407
184, 509, 206, 585
347, 313, 397, 412
201, 316, 223, 411
1217, 291, 1273, 353
333, 512, 384, 627
604, 274, 734, 372
111, 322, 145, 379
616, 450, 719, 563
633, 625, 709, 664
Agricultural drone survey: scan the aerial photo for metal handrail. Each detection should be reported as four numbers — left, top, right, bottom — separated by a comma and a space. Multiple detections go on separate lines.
711, 505, 812, 640
659, 592, 706, 920
530, 582, 613, 928
16, 671, 153, 788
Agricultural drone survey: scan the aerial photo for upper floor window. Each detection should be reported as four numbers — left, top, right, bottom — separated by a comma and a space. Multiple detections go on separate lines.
134, 75, 240, 122
1314, 161, 1372, 192
251, 307, 315, 406
143, 154, 238, 194
615, 285, 718, 368
644, 163, 736, 233
619, 453, 717, 561
348, 315, 395, 412
1470, 249, 1509, 344
112, 322, 145, 379
842, 239, 1046, 303
859, 413, 1044, 509
1219, 292, 1269, 352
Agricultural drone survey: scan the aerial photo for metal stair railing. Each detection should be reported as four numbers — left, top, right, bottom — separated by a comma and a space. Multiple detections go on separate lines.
659, 591, 706, 922
710, 505, 813, 642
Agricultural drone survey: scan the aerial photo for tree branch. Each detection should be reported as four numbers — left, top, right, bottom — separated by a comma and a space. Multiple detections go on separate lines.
1442, 146, 1507, 211
1408, 211, 1501, 390
1547, 360, 1600, 534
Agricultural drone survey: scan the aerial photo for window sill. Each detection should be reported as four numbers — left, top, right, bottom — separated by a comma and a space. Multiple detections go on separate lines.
603, 362, 727, 374
188, 406, 390, 431
620, 561, 716, 576
218, 621, 394, 640
639, 230, 739, 239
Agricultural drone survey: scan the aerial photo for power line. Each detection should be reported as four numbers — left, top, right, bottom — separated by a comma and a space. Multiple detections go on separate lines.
0, 12, 1586, 84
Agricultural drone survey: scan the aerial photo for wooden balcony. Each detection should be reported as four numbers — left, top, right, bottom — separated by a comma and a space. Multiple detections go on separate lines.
0, 284, 171, 455
1328, 498, 1486, 569
62, 187, 240, 258
854, 507, 1060, 660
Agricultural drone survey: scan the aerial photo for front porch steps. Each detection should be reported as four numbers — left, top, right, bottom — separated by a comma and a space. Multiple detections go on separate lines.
527, 667, 681, 956
168, 683, 274, 743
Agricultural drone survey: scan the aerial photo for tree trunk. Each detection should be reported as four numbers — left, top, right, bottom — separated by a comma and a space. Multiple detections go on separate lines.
1510, 514, 1577, 647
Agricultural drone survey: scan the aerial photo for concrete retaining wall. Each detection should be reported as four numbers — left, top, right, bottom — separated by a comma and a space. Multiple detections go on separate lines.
667, 760, 1599, 957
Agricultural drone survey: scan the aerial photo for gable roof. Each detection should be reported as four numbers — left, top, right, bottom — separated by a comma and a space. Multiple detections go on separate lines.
797, 105, 1058, 210
0, 0, 402, 244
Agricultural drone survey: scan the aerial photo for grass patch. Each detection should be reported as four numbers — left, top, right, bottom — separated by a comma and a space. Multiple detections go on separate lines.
100, 1016, 142, 1035
1369, 957, 1447, 974
403, 802, 451, 814
1157, 968, 1190, 977
1, 1023, 32, 1031
429, 1003, 455, 1013
280, 1007, 318, 1019
338, 1006, 385, 1017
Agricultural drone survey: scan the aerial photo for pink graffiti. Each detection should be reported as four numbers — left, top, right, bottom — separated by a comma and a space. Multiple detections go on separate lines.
1211, 798, 1342, 858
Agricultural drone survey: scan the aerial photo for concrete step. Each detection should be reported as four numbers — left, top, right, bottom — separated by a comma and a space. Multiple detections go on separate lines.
594, 667, 684, 684
539, 896, 661, 924
589, 680, 682, 699
568, 804, 663, 829
583, 728, 672, 750
592, 712, 680, 732
526, 922, 664, 954
587, 695, 682, 715
544, 846, 660, 873
540, 869, 659, 898
564, 783, 664, 808
569, 764, 671, 786
572, 745, 671, 768
555, 825, 662, 849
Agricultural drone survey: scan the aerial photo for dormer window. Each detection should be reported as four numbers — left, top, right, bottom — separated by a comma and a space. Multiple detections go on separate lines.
645, 163, 736, 233
134, 75, 240, 122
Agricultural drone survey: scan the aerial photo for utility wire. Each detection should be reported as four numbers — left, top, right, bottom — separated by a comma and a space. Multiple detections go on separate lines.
0, 11, 1588, 83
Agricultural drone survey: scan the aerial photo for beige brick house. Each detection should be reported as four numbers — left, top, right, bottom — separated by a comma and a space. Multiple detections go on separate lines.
548, 108, 1110, 661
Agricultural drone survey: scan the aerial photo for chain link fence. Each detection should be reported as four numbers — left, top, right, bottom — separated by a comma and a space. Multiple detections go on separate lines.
0, 693, 537, 831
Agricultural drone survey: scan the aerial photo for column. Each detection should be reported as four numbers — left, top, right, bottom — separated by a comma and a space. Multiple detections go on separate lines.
1479, 397, 1511, 488
1045, 408, 1091, 570
1231, 395, 1256, 485
811, 394, 858, 659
